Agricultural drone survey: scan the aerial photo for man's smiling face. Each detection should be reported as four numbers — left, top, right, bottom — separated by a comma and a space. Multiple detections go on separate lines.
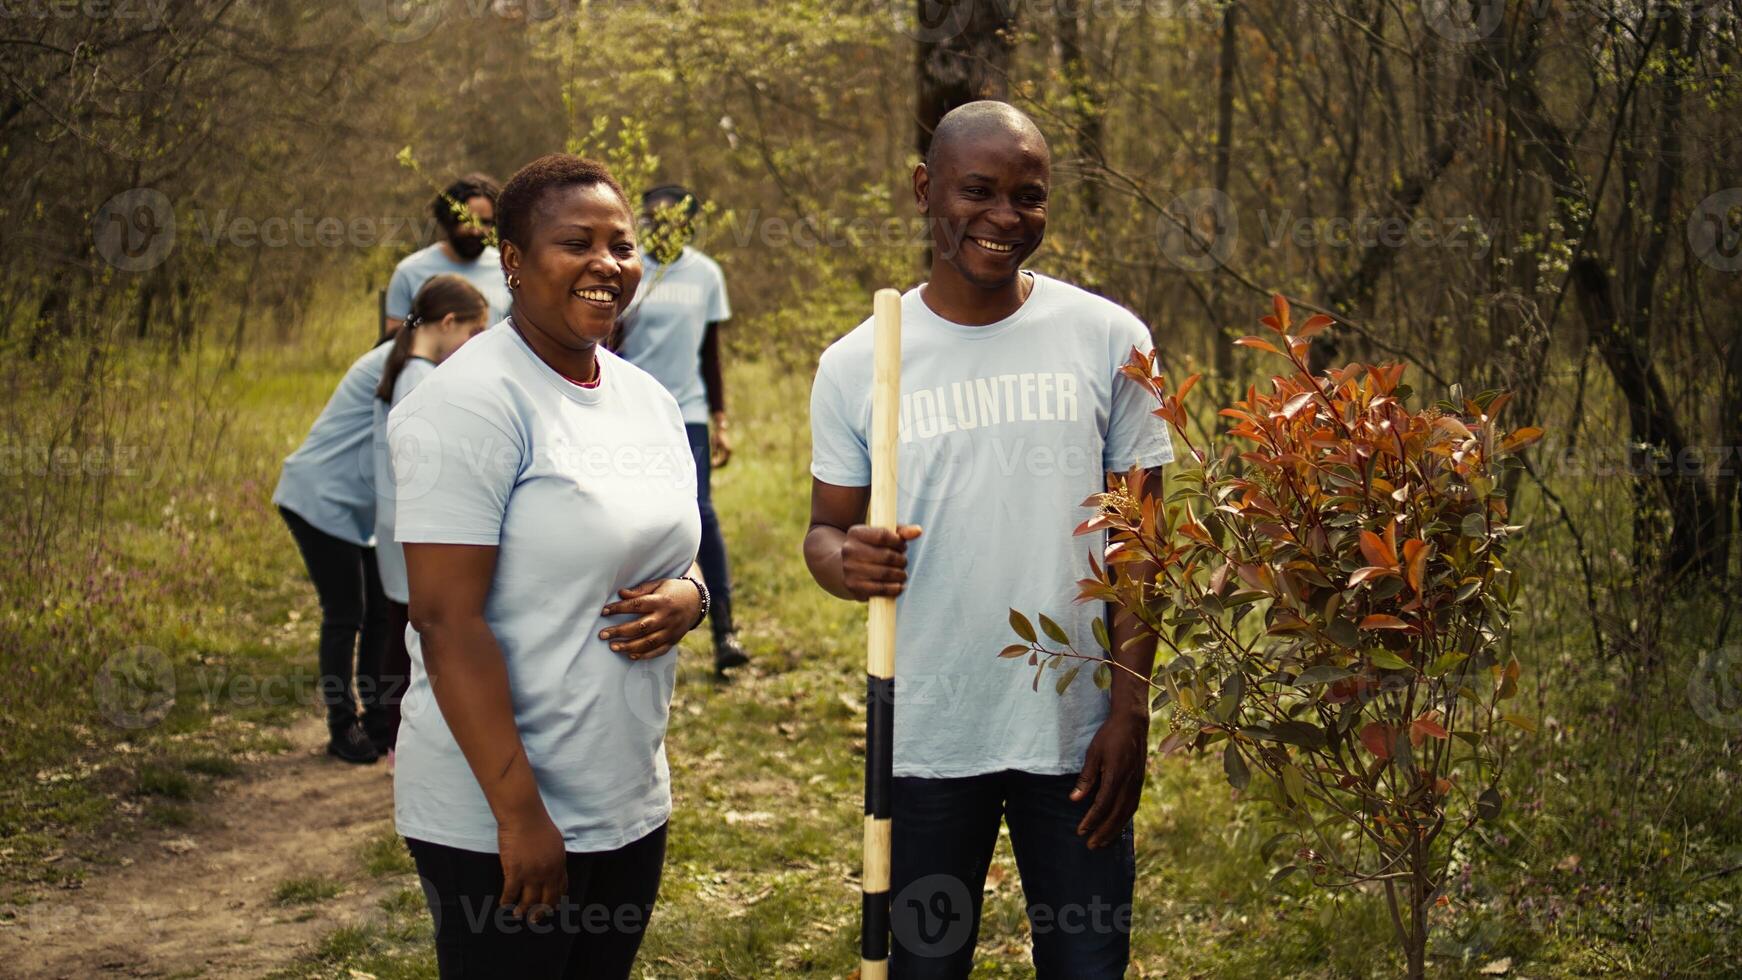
917, 119, 1050, 290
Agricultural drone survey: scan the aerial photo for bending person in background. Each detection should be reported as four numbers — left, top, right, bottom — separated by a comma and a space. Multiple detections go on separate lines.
390, 155, 705, 979
615, 183, 748, 675
384, 173, 511, 336
368, 274, 489, 763
271, 331, 394, 764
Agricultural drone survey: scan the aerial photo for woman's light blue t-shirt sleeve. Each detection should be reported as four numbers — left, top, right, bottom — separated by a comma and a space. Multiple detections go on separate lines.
390, 394, 523, 546
808, 351, 871, 487
1103, 316, 1175, 473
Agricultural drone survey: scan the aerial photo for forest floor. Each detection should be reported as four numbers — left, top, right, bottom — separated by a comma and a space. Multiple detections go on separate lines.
1, 716, 398, 979
0, 303, 1735, 978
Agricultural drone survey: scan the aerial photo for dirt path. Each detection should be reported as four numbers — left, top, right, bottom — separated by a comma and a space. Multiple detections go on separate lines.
1, 717, 402, 979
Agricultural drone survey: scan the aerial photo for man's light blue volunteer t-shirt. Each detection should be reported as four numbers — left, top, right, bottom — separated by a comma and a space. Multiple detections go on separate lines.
271, 341, 393, 547
388, 323, 701, 854
385, 244, 512, 325
370, 357, 435, 605
809, 273, 1173, 779
616, 246, 730, 425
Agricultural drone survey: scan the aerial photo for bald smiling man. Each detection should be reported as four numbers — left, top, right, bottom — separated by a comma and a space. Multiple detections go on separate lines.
804, 101, 1174, 978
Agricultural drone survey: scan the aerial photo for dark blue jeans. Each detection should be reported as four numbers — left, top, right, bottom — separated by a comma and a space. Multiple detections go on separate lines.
890, 770, 1136, 979
684, 422, 734, 639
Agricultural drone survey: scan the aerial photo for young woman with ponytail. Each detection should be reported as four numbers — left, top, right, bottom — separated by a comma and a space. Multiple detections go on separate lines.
369, 274, 490, 761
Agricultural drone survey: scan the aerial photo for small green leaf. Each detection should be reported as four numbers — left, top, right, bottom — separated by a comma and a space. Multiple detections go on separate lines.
1038, 613, 1071, 646
1461, 512, 1488, 538
1477, 787, 1503, 822
1325, 618, 1360, 648
1223, 743, 1250, 791
1009, 609, 1037, 644
1269, 864, 1298, 888
1427, 651, 1468, 676
1503, 713, 1537, 732
1221, 670, 1246, 705
1280, 763, 1306, 802
1093, 663, 1112, 690
1091, 617, 1111, 652
1271, 721, 1327, 749
999, 644, 1030, 659
1056, 665, 1082, 694
1294, 665, 1353, 688
1369, 650, 1412, 671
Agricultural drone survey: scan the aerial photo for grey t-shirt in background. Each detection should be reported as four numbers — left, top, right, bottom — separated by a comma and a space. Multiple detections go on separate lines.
385, 244, 512, 325
616, 246, 730, 425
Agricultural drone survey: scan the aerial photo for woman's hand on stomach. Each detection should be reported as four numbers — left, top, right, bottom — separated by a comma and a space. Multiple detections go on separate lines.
599, 576, 703, 660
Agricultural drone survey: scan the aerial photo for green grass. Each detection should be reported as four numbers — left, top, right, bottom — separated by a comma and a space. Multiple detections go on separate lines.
361, 828, 417, 879
0, 289, 376, 893
272, 875, 345, 907
4, 293, 1737, 977
133, 765, 200, 801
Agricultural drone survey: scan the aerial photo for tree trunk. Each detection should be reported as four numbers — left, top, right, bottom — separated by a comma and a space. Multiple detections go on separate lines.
1210, 1, 1239, 413
913, 0, 1018, 162
1055, 0, 1103, 220
1503, 13, 1720, 582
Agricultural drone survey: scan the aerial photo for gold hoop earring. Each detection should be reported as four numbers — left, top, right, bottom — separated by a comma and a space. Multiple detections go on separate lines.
506, 273, 521, 291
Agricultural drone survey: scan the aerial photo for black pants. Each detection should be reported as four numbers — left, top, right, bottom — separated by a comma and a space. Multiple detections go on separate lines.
684, 422, 734, 639
406, 824, 667, 980
279, 506, 388, 737
373, 599, 411, 749
890, 771, 1135, 979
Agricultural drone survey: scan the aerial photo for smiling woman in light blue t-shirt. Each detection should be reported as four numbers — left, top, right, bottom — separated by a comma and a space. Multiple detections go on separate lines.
388, 155, 705, 980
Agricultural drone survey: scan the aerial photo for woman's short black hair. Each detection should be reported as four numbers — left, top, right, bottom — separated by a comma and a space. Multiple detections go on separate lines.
642, 183, 700, 218
433, 173, 501, 231
497, 155, 630, 249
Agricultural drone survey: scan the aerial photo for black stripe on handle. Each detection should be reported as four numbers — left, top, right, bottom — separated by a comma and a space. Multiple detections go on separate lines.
865, 675, 894, 818
861, 889, 891, 960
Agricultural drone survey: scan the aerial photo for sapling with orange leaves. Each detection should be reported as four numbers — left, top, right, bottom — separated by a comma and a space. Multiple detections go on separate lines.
1005, 295, 1542, 979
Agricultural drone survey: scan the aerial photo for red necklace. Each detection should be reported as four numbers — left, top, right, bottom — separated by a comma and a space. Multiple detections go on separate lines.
559, 363, 603, 389
508, 313, 602, 388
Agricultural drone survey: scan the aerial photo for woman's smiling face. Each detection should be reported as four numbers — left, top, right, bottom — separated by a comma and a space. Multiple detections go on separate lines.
503, 181, 642, 348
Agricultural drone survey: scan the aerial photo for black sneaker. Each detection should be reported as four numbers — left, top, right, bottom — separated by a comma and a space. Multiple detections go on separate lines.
366, 726, 395, 756
327, 723, 380, 765
713, 633, 750, 674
